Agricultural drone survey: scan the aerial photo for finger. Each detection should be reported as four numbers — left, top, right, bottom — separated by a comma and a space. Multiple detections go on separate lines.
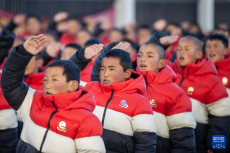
28, 36, 37, 41
36, 46, 44, 53
37, 38, 47, 46
34, 34, 44, 43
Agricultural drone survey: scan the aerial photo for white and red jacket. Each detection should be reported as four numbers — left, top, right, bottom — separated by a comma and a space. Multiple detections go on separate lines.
171, 57, 230, 152
137, 66, 196, 153
1, 44, 106, 153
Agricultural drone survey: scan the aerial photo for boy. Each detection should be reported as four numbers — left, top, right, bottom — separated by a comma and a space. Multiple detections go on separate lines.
1, 34, 105, 153
171, 36, 230, 153
136, 40, 196, 153
0, 28, 18, 153
69, 42, 157, 152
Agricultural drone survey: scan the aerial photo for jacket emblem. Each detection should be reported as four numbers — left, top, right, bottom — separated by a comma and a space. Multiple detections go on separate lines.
119, 100, 128, 108
222, 77, 228, 85
187, 87, 194, 95
150, 99, 157, 108
57, 121, 67, 132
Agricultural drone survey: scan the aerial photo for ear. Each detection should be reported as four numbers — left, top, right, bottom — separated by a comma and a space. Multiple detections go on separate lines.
196, 50, 203, 59
124, 69, 132, 79
224, 48, 229, 55
68, 80, 79, 92
157, 59, 166, 69
37, 59, 44, 68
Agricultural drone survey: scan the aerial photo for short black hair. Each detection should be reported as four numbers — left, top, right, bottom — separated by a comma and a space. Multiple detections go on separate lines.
46, 60, 80, 83
44, 30, 59, 42
143, 42, 165, 60
204, 34, 228, 48
122, 38, 138, 51
180, 36, 203, 51
103, 49, 132, 72
65, 43, 82, 51
26, 12, 43, 23
84, 38, 102, 47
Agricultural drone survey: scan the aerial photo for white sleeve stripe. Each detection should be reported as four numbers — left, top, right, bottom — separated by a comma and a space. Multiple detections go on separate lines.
207, 97, 230, 117
75, 136, 105, 153
190, 98, 208, 124
132, 114, 157, 133
166, 112, 196, 130
16, 87, 35, 122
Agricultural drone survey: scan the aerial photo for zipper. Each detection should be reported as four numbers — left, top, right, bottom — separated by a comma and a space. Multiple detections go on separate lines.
144, 75, 148, 89
101, 90, 114, 126
39, 101, 58, 152
175, 63, 186, 87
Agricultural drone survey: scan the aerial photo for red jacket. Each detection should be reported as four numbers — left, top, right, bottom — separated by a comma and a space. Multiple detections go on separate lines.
215, 56, 230, 90
17, 86, 105, 153
80, 61, 94, 82
137, 66, 196, 153
59, 32, 77, 45
24, 71, 45, 90
85, 71, 157, 152
171, 57, 230, 151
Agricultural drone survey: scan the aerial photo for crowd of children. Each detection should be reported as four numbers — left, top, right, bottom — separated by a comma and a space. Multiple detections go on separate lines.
0, 11, 230, 153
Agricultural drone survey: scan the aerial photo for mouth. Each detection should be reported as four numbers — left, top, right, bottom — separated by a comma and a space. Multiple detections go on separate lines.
139, 64, 147, 70
209, 53, 215, 58
179, 56, 185, 61
103, 79, 110, 85
45, 92, 53, 96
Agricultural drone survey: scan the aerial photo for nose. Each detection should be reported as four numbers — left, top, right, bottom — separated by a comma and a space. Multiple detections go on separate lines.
44, 80, 52, 90
103, 69, 109, 77
140, 55, 146, 62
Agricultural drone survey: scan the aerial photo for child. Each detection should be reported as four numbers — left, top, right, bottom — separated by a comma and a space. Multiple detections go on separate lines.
171, 36, 230, 153
0, 28, 18, 153
136, 40, 196, 152
1, 34, 105, 153
69, 42, 157, 152
60, 43, 81, 60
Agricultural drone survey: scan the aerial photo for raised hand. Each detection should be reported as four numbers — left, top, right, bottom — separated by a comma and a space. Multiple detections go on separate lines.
23, 34, 47, 55
46, 42, 62, 58
84, 44, 104, 60
13, 14, 26, 25
54, 11, 68, 22
112, 42, 130, 51
160, 35, 178, 46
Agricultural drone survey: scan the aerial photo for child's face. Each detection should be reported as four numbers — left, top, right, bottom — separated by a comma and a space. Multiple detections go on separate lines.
61, 47, 78, 60
43, 66, 77, 96
67, 20, 81, 36
108, 30, 123, 43
137, 44, 164, 73
25, 56, 43, 76
77, 31, 91, 47
100, 57, 131, 85
176, 38, 202, 67
26, 17, 42, 35
205, 40, 227, 62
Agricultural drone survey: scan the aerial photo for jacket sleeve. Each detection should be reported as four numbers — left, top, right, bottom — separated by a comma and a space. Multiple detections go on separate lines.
148, 31, 169, 50
166, 93, 196, 153
75, 115, 105, 153
91, 42, 119, 81
41, 48, 54, 66
0, 29, 15, 65
206, 81, 230, 152
5, 20, 18, 32
132, 98, 157, 153
1, 44, 34, 111
68, 48, 92, 71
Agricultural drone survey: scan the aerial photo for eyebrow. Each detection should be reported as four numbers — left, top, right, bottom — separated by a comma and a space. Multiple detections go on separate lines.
147, 52, 155, 54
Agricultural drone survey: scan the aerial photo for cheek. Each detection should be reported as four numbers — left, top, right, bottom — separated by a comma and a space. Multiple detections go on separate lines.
53, 82, 68, 92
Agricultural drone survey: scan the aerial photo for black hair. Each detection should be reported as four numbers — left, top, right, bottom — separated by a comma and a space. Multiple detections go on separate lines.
204, 34, 228, 48
103, 49, 132, 72
136, 24, 151, 33
26, 12, 43, 23
122, 38, 138, 51
44, 30, 59, 41
84, 38, 102, 47
181, 36, 203, 51
65, 43, 82, 51
143, 42, 165, 60
46, 60, 80, 83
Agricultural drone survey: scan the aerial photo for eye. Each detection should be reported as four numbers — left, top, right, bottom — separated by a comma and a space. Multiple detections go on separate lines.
110, 69, 115, 71
43, 79, 47, 81
53, 79, 58, 81
148, 55, 153, 58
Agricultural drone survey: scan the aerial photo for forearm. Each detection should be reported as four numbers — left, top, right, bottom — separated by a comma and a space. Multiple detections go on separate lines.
1, 44, 33, 110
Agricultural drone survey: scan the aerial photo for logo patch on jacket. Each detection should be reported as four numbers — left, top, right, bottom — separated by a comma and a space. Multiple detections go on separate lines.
119, 100, 128, 108
187, 87, 194, 95
150, 99, 157, 108
222, 77, 228, 85
57, 121, 67, 132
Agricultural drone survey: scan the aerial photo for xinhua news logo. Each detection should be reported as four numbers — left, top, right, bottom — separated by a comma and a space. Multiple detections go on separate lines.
212, 135, 226, 149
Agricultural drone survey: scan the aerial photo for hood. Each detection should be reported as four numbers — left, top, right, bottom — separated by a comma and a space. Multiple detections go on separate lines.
43, 86, 96, 112
24, 71, 45, 86
174, 56, 217, 76
98, 70, 146, 95
136, 65, 177, 84
215, 56, 230, 71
